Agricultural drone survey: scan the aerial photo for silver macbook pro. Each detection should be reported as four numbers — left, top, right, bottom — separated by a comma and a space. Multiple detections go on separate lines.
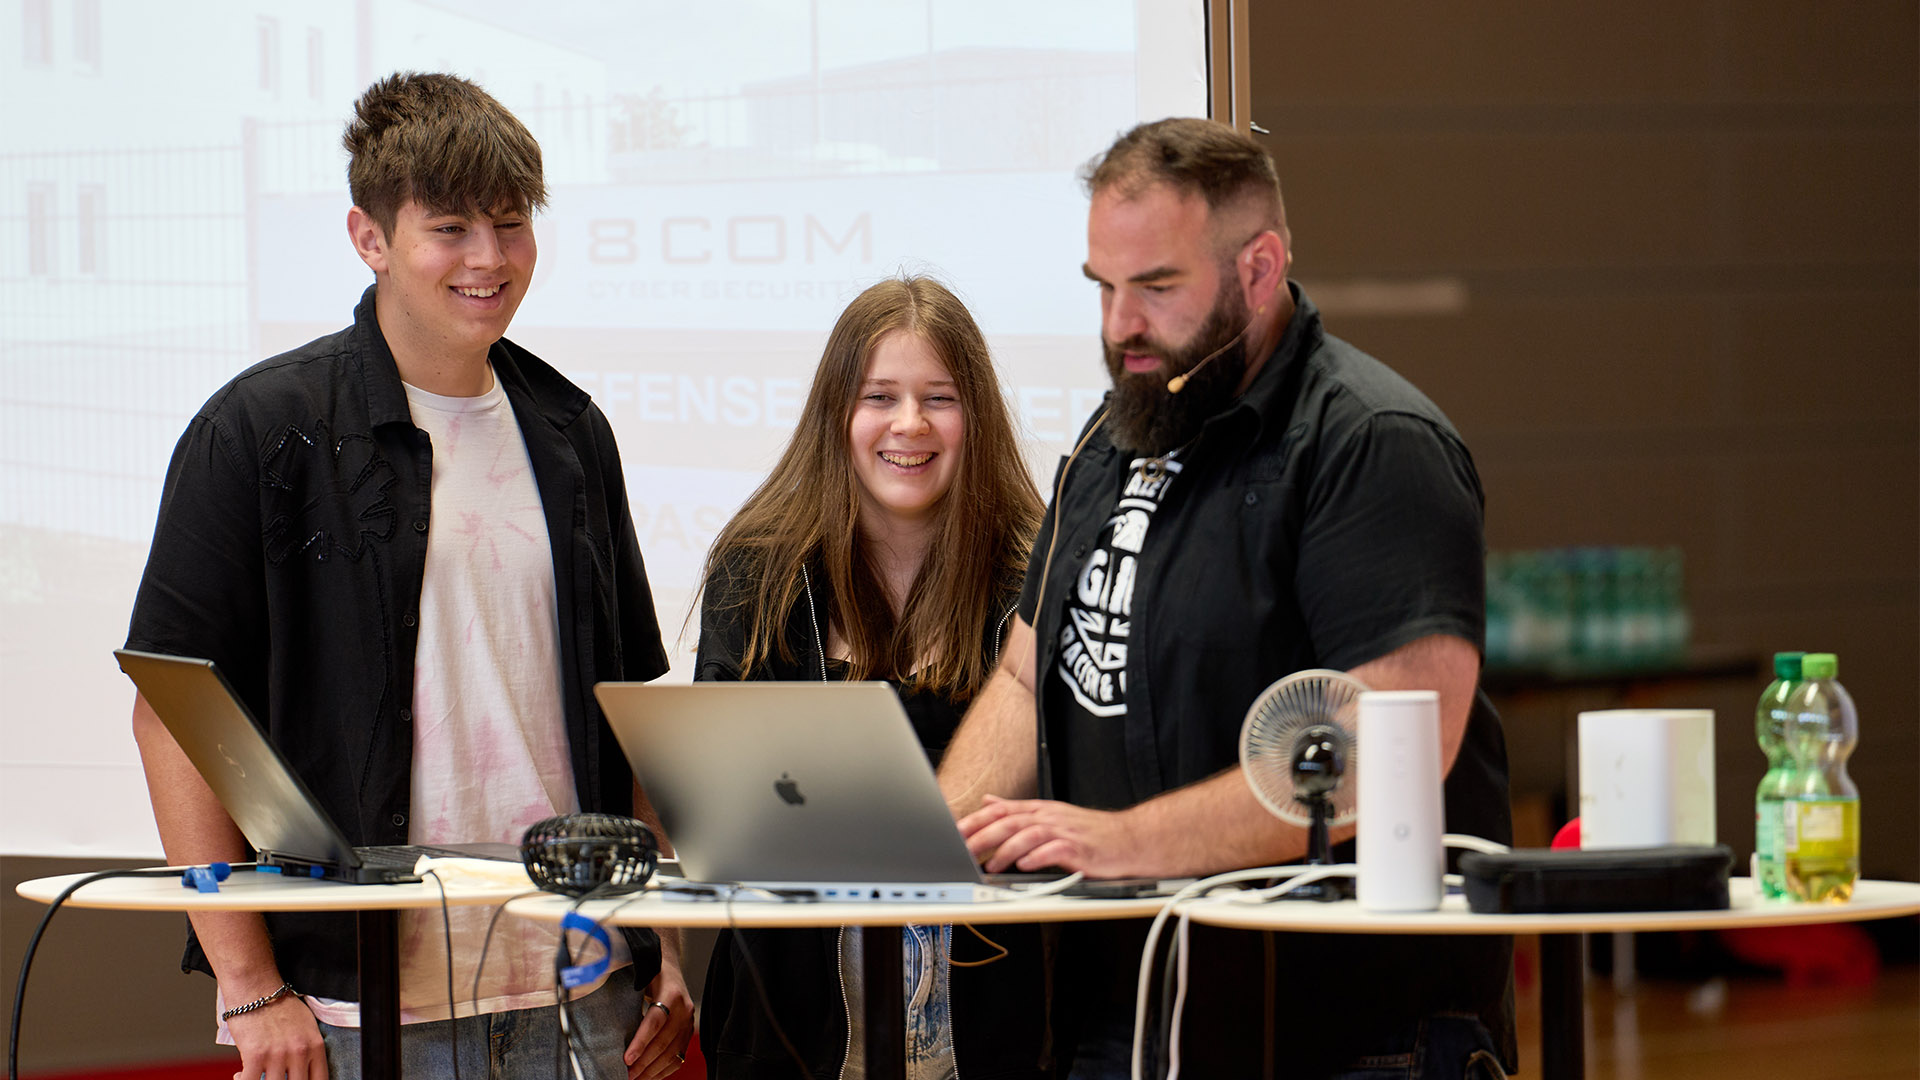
593, 681, 1004, 902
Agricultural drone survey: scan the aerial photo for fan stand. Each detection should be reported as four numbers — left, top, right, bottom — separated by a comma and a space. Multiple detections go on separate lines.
1276, 793, 1355, 903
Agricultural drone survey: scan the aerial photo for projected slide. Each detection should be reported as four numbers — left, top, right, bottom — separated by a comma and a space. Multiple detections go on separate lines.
0, 0, 1205, 857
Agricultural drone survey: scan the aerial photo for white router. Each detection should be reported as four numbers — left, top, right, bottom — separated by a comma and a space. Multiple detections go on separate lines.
1357, 690, 1446, 911
1577, 709, 1717, 848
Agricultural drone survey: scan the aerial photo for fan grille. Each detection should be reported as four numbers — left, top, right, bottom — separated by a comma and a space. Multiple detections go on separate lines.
1239, 669, 1369, 827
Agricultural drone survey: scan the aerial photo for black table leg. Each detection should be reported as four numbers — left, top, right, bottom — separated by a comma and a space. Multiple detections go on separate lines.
358, 909, 402, 1080
1540, 932, 1585, 1080
861, 925, 906, 1080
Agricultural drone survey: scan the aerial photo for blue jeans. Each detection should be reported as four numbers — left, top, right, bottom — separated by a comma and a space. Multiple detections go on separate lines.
1067, 1012, 1507, 1080
317, 978, 644, 1080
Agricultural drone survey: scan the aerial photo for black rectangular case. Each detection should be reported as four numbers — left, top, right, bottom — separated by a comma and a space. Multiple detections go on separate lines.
1458, 844, 1734, 914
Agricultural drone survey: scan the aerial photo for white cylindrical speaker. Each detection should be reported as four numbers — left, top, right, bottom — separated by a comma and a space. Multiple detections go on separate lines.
1357, 689, 1446, 911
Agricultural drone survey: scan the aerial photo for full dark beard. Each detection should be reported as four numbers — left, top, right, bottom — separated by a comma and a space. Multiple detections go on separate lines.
1102, 287, 1251, 456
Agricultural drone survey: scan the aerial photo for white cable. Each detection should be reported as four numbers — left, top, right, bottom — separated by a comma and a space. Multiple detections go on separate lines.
1129, 864, 1330, 1080
1159, 864, 1360, 1078
1443, 833, 1509, 855
557, 981, 589, 1080
1222, 863, 1359, 905
1167, 914, 1192, 1080
995, 871, 1085, 898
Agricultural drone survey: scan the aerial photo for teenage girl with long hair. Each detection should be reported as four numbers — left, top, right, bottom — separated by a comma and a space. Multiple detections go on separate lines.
693, 276, 1049, 1080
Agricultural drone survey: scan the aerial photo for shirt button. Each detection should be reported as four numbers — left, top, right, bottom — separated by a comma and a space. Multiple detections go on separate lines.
391, 812, 407, 827
402, 613, 417, 628
1073, 544, 1087, 558
398, 708, 412, 722
1244, 490, 1259, 507
413, 519, 428, 533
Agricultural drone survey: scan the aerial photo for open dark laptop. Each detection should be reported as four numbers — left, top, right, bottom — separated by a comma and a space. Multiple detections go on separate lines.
115, 649, 518, 883
594, 681, 1062, 902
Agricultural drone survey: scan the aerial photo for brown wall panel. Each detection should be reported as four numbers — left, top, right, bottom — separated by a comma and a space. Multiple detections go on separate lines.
1279, 135, 1723, 272
1258, 2, 1717, 104
1475, 457, 1725, 551
1726, 0, 1920, 99
1726, 449, 1920, 584
1727, 288, 1920, 423
1729, 134, 1920, 262
1262, 1, 1917, 106
1333, 297, 1725, 432
1253, 1, 1918, 883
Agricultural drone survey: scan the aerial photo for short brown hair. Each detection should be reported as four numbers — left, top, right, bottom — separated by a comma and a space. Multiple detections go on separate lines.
343, 72, 547, 237
1081, 117, 1283, 236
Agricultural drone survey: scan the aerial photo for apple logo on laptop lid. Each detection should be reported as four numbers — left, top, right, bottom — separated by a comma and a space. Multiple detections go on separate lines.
774, 772, 805, 806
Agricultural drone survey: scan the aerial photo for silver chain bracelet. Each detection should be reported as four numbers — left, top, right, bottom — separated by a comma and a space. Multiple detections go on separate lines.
221, 981, 298, 1021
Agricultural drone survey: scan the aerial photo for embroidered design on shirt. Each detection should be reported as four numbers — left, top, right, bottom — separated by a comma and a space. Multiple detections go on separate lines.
261, 421, 397, 564
1054, 454, 1181, 717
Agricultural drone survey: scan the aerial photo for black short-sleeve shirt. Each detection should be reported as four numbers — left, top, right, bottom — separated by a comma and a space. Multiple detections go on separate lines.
125, 287, 669, 1000
1022, 285, 1514, 1073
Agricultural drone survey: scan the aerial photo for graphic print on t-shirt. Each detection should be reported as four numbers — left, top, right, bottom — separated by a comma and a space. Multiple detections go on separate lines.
1054, 454, 1181, 717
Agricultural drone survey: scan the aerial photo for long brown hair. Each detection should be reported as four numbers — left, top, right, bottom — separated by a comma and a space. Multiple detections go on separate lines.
699, 276, 1043, 698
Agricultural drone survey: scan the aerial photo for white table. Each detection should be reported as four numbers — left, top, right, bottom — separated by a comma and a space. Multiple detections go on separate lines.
16, 868, 533, 1080
1180, 877, 1920, 1080
29, 869, 1913, 1080
507, 888, 1171, 1080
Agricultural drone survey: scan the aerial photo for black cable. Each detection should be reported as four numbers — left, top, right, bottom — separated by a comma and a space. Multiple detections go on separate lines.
9, 867, 237, 1080
722, 885, 817, 1079
420, 869, 461, 1080
471, 889, 543, 1016
529, 882, 651, 1080
554, 928, 576, 1080
555, 887, 623, 1080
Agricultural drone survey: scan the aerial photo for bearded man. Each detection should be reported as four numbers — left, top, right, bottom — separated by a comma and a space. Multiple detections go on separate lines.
939, 118, 1516, 1080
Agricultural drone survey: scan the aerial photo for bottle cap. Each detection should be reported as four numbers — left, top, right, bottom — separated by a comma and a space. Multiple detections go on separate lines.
1801, 653, 1837, 679
1773, 651, 1805, 679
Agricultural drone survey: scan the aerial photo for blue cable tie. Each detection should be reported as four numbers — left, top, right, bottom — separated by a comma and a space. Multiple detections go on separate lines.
182, 866, 221, 893
558, 911, 612, 988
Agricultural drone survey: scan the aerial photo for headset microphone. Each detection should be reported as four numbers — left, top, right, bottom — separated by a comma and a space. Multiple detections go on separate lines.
1165, 302, 1266, 395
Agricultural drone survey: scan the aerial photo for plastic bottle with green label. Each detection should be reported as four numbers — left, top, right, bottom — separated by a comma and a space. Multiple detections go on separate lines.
1782, 652, 1859, 903
1753, 651, 1804, 900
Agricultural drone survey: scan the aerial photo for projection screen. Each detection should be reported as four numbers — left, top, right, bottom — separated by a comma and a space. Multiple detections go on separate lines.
0, 0, 1208, 857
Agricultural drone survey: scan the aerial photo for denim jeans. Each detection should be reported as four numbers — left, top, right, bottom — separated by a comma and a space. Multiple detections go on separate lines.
317, 978, 644, 1080
1067, 1011, 1507, 1080
840, 924, 957, 1080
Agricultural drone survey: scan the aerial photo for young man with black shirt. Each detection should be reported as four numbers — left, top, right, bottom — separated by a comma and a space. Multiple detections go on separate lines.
941, 118, 1514, 1079
126, 73, 691, 1080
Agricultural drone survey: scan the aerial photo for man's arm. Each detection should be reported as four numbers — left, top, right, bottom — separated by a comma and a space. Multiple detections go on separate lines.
131, 693, 328, 1080
937, 614, 1040, 818
960, 633, 1480, 878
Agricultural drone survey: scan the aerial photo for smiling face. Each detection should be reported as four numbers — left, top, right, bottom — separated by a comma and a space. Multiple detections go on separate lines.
350, 199, 536, 385
848, 330, 965, 534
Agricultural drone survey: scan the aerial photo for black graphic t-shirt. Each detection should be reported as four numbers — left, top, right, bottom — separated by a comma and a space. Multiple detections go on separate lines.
1047, 452, 1180, 809
1018, 287, 1515, 1074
